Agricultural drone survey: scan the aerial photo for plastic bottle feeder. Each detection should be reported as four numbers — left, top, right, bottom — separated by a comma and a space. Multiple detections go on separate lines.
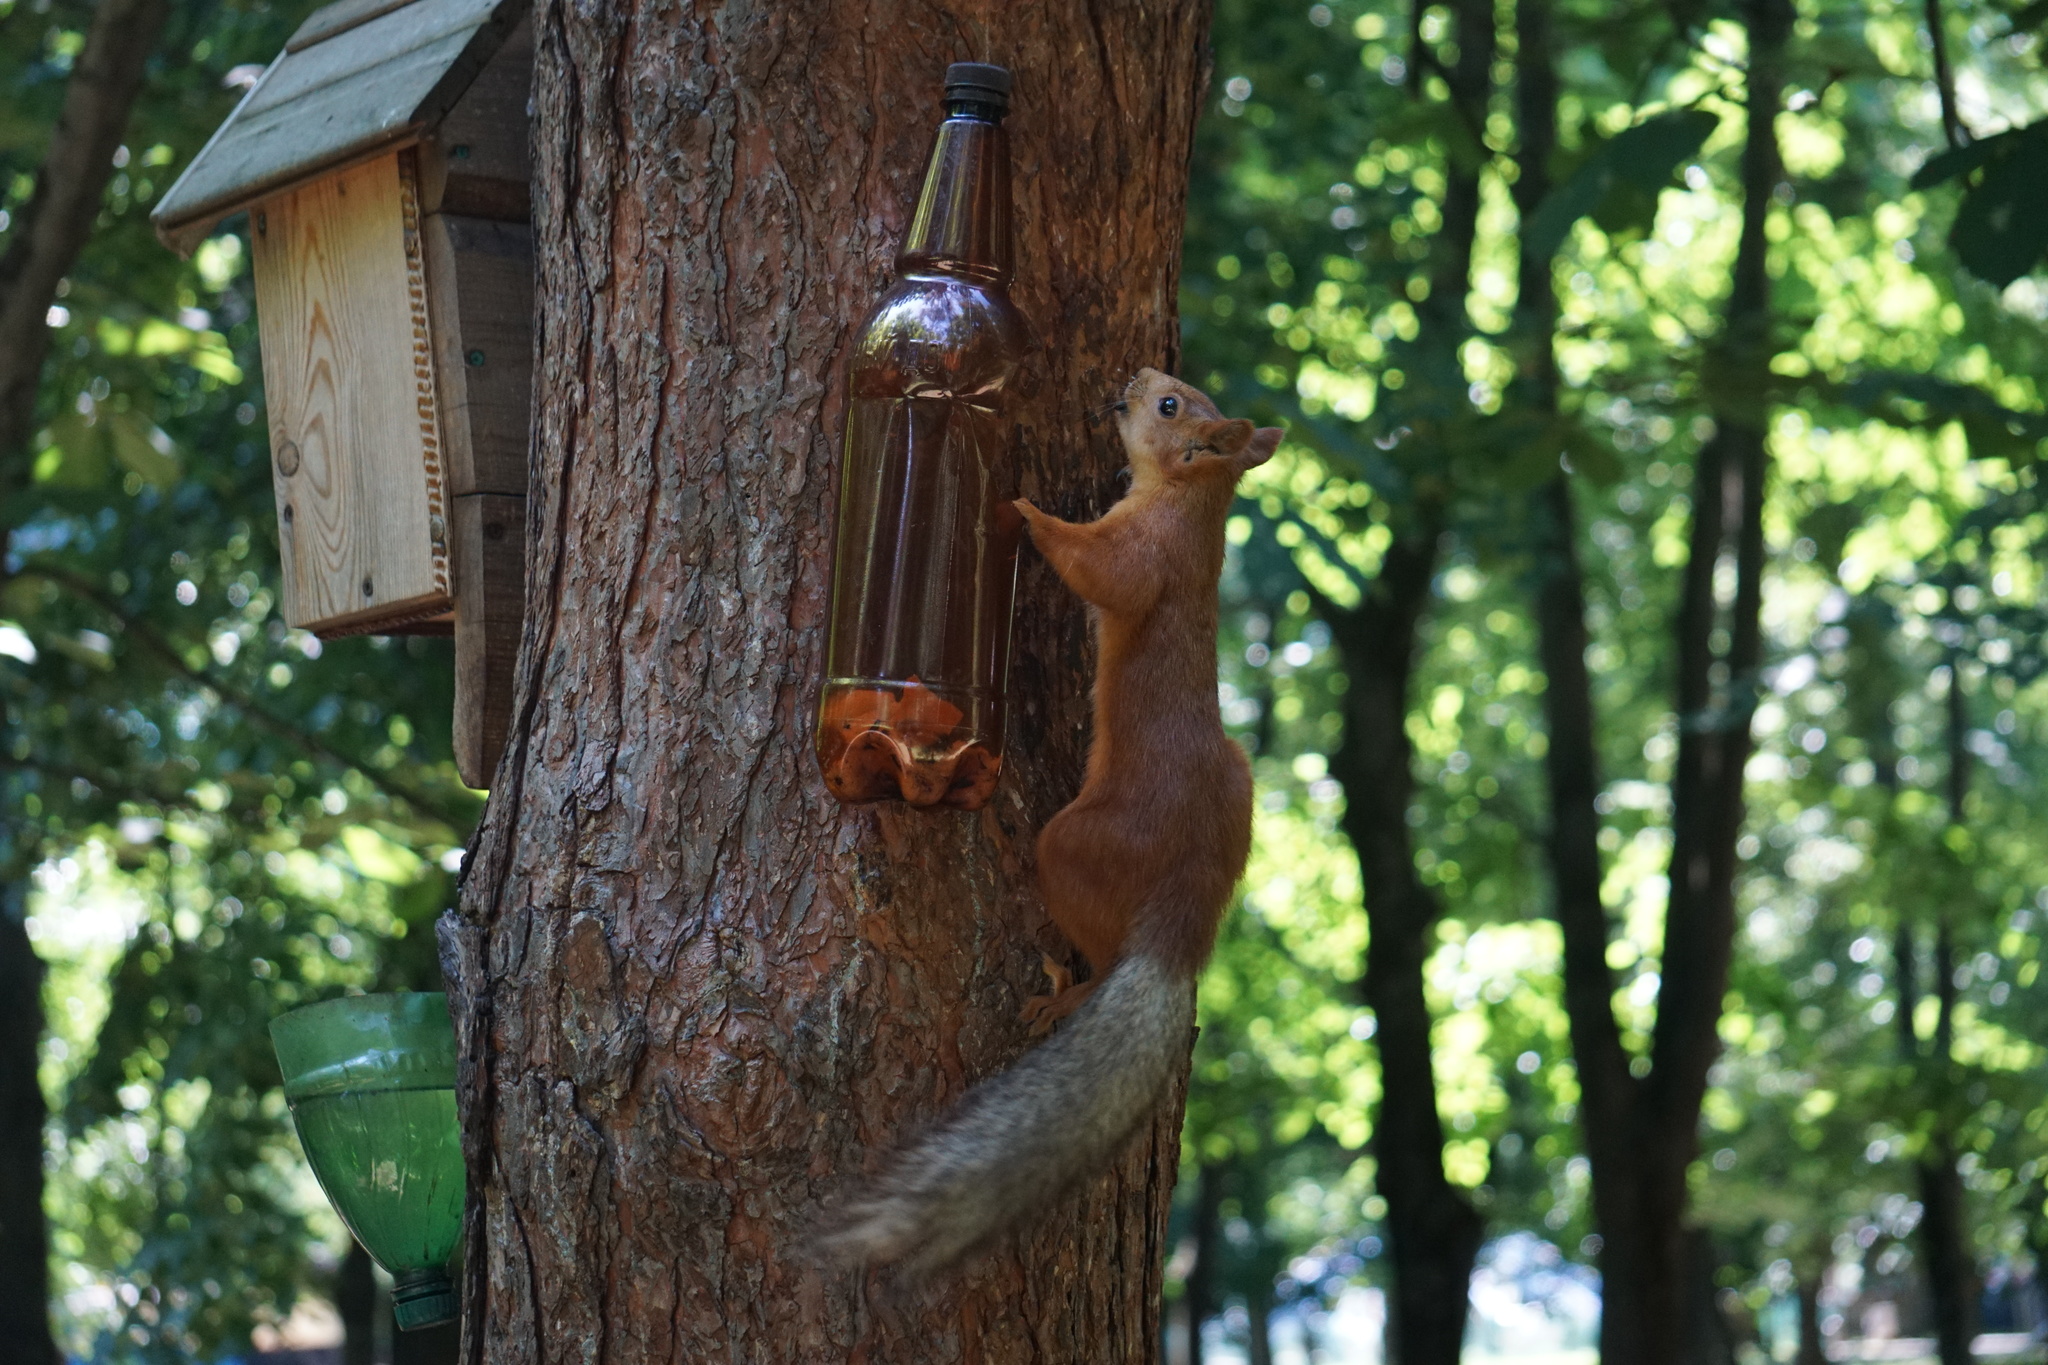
271, 992, 465, 1330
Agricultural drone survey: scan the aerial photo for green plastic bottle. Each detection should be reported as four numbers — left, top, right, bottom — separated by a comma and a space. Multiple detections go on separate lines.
271, 992, 464, 1331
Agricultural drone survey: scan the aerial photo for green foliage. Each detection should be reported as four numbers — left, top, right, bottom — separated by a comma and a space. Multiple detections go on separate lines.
1174, 0, 2048, 1348
2, 1, 480, 1357
1912, 120, 2048, 287
1523, 109, 1720, 264
10, 0, 2048, 1354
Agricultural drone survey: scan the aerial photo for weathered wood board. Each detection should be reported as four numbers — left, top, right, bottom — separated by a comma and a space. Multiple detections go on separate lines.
417, 10, 532, 221
423, 212, 532, 496
451, 492, 525, 787
251, 150, 451, 636
152, 0, 530, 255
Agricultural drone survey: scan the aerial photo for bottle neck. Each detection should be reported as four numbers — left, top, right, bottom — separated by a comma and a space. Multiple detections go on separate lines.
897, 111, 1012, 285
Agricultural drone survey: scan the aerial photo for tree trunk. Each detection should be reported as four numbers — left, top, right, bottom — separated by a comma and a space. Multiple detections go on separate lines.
0, 11, 169, 1351
1326, 528, 1482, 1365
1795, 1268, 1826, 1365
1315, 3, 1494, 1361
439, 4, 1211, 1359
337, 1242, 377, 1365
1917, 665, 1977, 1365
1246, 1288, 1274, 1365
1185, 1164, 1225, 1365
1681, 1230, 1738, 1365
0, 889, 56, 1365
1920, 1126, 1974, 1365
0, 0, 170, 481
1526, 0, 1788, 1357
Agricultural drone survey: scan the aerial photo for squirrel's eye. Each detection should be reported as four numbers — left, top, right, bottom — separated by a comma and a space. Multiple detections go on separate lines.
1158, 396, 1179, 417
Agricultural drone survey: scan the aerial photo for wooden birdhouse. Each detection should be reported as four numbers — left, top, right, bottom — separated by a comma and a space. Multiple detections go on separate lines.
153, 0, 533, 788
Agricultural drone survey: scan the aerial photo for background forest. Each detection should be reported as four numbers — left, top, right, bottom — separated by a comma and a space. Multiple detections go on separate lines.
3, 0, 2047, 1361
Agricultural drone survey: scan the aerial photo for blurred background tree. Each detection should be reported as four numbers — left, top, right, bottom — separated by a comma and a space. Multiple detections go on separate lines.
5, 0, 2048, 1360
1173, 0, 2048, 1360
1, 1, 475, 1360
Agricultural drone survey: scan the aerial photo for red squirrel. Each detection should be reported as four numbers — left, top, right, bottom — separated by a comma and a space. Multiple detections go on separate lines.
821, 369, 1283, 1272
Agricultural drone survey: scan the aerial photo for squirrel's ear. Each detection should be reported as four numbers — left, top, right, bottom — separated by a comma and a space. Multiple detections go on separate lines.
1199, 417, 1255, 452
1239, 426, 1284, 469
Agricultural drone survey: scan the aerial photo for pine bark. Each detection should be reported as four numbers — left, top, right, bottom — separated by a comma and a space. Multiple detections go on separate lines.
439, 3, 1212, 1360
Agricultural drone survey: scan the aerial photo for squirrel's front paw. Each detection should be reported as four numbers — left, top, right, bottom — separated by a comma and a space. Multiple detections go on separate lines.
1012, 497, 1040, 522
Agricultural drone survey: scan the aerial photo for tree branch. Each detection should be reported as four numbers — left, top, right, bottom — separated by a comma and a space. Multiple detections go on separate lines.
14, 564, 470, 828
1924, 0, 1970, 149
0, 0, 172, 493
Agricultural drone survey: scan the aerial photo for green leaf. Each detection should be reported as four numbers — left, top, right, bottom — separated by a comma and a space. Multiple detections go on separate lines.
1832, 372, 2048, 462
1606, 109, 1719, 192
40, 411, 110, 488
1949, 131, 2048, 287
1908, 119, 2043, 190
1523, 109, 1719, 263
106, 410, 180, 487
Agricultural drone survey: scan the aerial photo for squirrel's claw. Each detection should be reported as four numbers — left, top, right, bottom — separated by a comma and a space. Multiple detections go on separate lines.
1020, 955, 1099, 1037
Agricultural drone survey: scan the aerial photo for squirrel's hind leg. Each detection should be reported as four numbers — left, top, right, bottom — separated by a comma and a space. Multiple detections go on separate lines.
1019, 954, 1102, 1037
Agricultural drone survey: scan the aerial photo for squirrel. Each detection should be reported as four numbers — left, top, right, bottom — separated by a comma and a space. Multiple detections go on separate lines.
820, 368, 1283, 1273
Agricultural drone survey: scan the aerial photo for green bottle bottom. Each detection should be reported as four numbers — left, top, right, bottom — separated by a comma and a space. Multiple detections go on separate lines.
391, 1267, 457, 1331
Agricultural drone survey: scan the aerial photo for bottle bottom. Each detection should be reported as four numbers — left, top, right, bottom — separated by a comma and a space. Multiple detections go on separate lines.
817, 678, 1002, 810
391, 1266, 457, 1331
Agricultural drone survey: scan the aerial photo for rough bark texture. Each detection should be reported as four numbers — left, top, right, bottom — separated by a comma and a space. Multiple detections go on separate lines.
1529, 0, 1787, 1358
440, 4, 1212, 1360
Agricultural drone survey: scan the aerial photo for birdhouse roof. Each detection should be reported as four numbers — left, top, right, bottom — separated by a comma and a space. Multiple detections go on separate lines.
151, 0, 527, 255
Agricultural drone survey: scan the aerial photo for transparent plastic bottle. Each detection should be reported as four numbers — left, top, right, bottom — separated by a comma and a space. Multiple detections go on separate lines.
817, 63, 1028, 810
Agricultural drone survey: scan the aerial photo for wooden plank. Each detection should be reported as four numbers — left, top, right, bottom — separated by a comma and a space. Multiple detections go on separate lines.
451, 492, 526, 788
417, 10, 531, 221
423, 212, 532, 497
152, 0, 528, 253
287, 0, 424, 51
251, 150, 451, 636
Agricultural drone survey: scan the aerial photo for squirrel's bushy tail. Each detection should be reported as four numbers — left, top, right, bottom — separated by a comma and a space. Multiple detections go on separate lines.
818, 950, 1193, 1274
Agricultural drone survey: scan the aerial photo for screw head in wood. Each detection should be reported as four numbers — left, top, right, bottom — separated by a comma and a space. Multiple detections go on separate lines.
275, 439, 300, 476
362, 576, 375, 598
429, 515, 446, 545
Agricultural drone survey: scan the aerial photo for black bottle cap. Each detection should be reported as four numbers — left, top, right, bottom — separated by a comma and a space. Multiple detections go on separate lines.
944, 62, 1012, 113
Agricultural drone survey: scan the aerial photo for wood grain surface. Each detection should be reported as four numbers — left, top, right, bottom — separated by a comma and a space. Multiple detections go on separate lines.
419, 9, 534, 223
252, 149, 451, 636
442, 3, 1213, 1359
423, 212, 533, 497
452, 491, 527, 788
